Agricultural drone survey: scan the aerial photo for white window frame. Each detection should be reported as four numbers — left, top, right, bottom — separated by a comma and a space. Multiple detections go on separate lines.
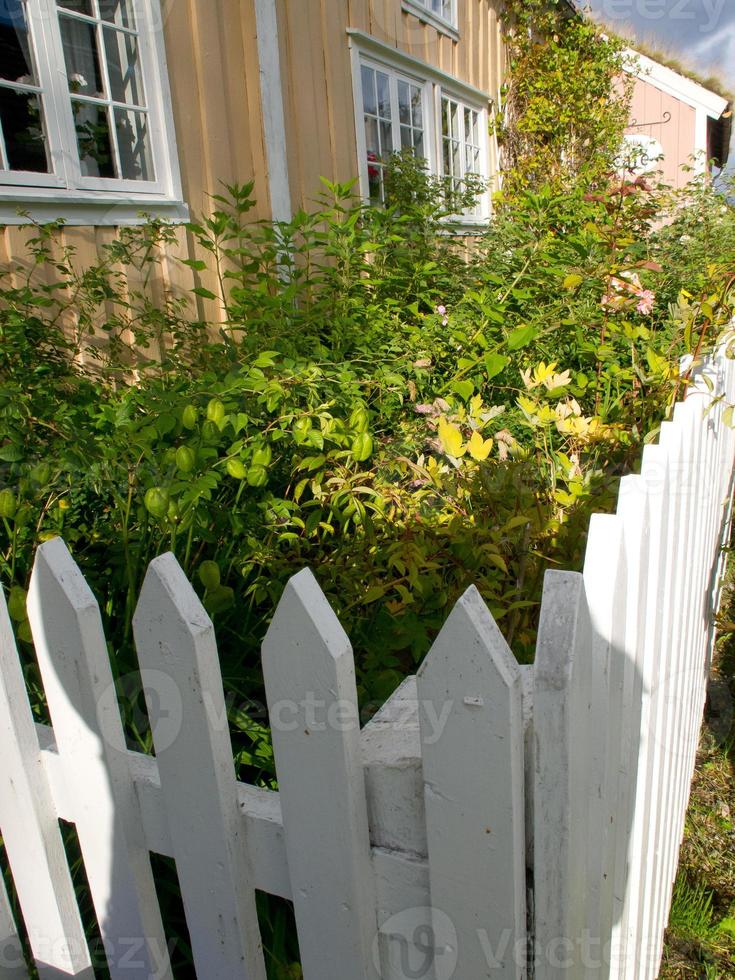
401, 0, 459, 40
348, 30, 491, 224
354, 53, 435, 205
436, 88, 490, 222
0, 0, 186, 224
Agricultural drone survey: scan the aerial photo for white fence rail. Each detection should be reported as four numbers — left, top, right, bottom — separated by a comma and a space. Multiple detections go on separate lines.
1, 345, 734, 979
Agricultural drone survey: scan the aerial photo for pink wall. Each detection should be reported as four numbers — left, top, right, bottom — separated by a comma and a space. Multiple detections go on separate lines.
626, 76, 698, 189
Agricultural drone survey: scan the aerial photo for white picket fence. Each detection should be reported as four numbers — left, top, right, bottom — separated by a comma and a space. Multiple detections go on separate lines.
1, 344, 735, 980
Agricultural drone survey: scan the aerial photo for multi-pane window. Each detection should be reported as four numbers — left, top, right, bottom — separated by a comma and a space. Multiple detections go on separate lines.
0, 0, 50, 175
58, 0, 153, 181
360, 61, 426, 204
441, 94, 482, 211
0, 0, 178, 204
354, 47, 489, 219
408, 0, 456, 26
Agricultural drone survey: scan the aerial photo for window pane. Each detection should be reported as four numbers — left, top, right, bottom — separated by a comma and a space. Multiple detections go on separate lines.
413, 130, 424, 158
400, 124, 412, 150
98, 0, 135, 29
364, 116, 378, 157
410, 86, 422, 128
397, 80, 410, 126
361, 65, 376, 116
0, 0, 37, 84
379, 119, 392, 157
60, 16, 105, 97
367, 161, 382, 205
449, 100, 459, 139
57, 0, 94, 14
114, 106, 153, 179
0, 88, 49, 171
376, 71, 390, 119
441, 97, 450, 139
103, 27, 143, 105
72, 99, 115, 176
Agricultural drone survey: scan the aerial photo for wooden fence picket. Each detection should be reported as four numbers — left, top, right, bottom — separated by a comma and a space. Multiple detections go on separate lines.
0, 342, 732, 980
133, 553, 267, 980
26, 538, 171, 980
532, 571, 594, 980
261, 569, 378, 980
416, 585, 526, 980
581, 513, 628, 980
0, 875, 26, 980
0, 583, 93, 979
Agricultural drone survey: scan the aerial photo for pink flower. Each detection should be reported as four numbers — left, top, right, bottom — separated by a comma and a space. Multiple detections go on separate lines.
436, 304, 448, 325
636, 290, 655, 315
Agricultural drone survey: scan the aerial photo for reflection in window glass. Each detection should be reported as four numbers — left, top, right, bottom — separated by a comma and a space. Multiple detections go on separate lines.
0, 88, 49, 171
72, 100, 115, 177
103, 27, 144, 106
60, 16, 105, 97
115, 106, 153, 180
0, 0, 37, 83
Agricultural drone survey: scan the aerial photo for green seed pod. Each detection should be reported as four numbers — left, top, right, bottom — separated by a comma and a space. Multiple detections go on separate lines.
206, 398, 226, 426
182, 404, 198, 429
0, 489, 17, 520
246, 464, 268, 487
7, 587, 27, 623
349, 405, 370, 433
167, 498, 180, 522
351, 432, 374, 462
251, 444, 272, 467
30, 462, 51, 485
175, 446, 196, 473
144, 487, 170, 519
226, 458, 247, 480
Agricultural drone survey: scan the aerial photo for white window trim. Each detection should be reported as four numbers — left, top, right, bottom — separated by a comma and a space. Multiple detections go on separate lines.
401, 0, 459, 42
435, 87, 491, 225
0, 0, 186, 225
348, 30, 492, 224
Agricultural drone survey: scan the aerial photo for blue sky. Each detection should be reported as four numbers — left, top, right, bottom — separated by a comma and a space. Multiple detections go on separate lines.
583, 0, 735, 174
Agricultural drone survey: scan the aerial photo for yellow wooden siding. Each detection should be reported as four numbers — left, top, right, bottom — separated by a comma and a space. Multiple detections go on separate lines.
279, 0, 507, 201
1, 1, 507, 328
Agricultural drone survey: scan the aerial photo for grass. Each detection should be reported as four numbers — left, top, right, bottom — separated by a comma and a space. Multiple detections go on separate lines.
660, 543, 735, 978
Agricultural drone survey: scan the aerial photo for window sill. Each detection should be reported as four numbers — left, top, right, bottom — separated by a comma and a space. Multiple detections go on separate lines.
401, 0, 459, 42
0, 191, 189, 226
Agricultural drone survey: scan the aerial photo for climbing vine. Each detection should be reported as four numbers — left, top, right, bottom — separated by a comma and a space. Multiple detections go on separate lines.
496, 0, 633, 194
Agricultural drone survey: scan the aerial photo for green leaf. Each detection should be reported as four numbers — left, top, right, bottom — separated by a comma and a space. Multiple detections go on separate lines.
0, 445, 23, 462
451, 379, 475, 401
193, 286, 217, 300
506, 324, 536, 350
484, 353, 510, 380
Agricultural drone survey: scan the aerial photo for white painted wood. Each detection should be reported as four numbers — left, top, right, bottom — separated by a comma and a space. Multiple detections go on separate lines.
533, 570, 594, 980
0, 342, 732, 980
626, 446, 672, 980
611, 480, 650, 980
27, 538, 172, 980
133, 553, 267, 980
0, 585, 93, 979
417, 585, 526, 980
0, 875, 27, 980
254, 0, 292, 223
261, 569, 379, 980
581, 513, 628, 980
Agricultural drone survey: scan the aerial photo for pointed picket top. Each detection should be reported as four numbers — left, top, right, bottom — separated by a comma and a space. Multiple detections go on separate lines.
416, 585, 526, 980
418, 583, 522, 692
27, 537, 172, 980
134, 552, 267, 980
0, 567, 93, 978
265, 566, 353, 670
262, 569, 378, 980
